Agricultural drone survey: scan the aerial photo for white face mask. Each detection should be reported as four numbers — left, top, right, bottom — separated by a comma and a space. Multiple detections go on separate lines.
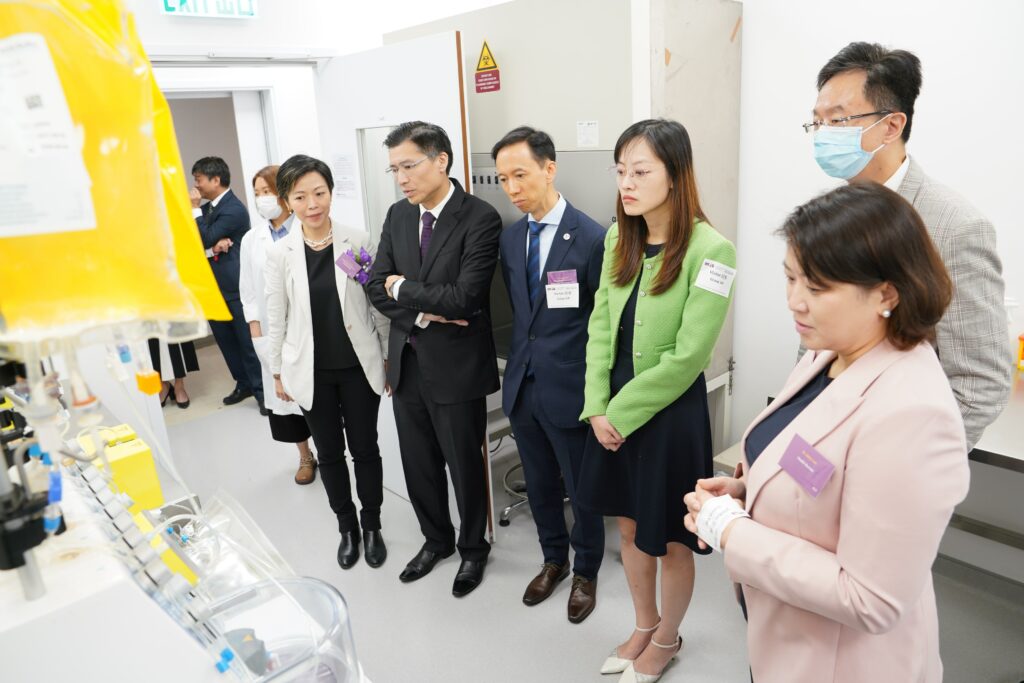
256, 195, 283, 221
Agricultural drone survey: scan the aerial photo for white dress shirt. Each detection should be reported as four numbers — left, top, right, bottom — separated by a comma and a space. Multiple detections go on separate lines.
525, 193, 566, 277
883, 155, 910, 191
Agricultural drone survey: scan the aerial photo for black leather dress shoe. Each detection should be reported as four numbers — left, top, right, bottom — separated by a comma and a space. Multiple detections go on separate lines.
223, 387, 253, 405
337, 531, 360, 569
452, 559, 486, 598
399, 546, 454, 583
257, 398, 269, 416
363, 530, 387, 568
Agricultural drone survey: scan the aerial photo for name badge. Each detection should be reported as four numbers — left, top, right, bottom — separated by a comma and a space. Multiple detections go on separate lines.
694, 259, 736, 298
778, 434, 835, 498
545, 270, 579, 308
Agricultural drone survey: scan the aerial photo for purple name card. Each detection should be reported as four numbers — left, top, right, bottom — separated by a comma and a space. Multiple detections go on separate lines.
778, 434, 835, 498
547, 269, 577, 285
336, 252, 362, 278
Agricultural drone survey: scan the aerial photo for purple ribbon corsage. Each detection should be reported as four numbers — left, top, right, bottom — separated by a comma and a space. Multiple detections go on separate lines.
336, 247, 373, 286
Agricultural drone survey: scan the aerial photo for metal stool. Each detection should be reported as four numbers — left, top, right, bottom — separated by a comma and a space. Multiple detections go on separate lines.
498, 462, 529, 526
497, 461, 569, 527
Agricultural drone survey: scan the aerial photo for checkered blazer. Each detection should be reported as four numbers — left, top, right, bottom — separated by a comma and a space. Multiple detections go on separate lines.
898, 158, 1012, 450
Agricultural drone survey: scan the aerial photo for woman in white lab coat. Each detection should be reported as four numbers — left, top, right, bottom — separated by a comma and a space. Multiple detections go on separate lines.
239, 165, 316, 485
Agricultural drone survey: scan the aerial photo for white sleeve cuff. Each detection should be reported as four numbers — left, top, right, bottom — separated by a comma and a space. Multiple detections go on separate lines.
205, 247, 215, 258
192, 207, 203, 219
415, 313, 429, 328
391, 277, 406, 300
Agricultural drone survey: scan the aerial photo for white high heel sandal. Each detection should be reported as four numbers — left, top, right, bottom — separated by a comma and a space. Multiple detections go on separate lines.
617, 635, 684, 683
600, 621, 661, 675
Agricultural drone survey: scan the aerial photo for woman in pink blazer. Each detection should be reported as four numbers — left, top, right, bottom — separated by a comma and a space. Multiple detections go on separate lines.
684, 183, 970, 683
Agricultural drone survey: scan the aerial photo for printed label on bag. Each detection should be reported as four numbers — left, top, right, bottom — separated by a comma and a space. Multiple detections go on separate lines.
0, 33, 96, 236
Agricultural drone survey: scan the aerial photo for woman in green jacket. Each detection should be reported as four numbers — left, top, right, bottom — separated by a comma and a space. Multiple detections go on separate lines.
579, 119, 736, 683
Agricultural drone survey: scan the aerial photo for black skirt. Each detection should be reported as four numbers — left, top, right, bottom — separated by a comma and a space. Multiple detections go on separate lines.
268, 412, 311, 443
578, 371, 714, 557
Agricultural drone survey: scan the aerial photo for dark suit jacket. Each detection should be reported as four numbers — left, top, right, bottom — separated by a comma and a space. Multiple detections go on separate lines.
197, 189, 251, 299
368, 179, 501, 404
499, 201, 606, 428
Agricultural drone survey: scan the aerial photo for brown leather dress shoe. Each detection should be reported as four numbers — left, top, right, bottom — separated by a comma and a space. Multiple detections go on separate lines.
567, 575, 597, 623
295, 453, 317, 485
522, 562, 570, 606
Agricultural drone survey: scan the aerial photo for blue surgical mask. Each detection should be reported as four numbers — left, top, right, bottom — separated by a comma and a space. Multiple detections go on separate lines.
812, 114, 892, 180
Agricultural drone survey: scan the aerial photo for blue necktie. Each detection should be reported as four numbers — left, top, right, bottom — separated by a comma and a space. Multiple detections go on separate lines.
527, 220, 544, 306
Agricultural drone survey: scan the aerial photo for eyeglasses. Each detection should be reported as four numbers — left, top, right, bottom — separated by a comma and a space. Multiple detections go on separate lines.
385, 156, 430, 175
801, 110, 892, 134
608, 165, 662, 183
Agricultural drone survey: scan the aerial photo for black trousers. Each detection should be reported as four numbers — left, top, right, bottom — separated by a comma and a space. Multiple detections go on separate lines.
300, 366, 383, 533
209, 296, 263, 400
509, 377, 604, 580
147, 339, 199, 379
393, 346, 490, 561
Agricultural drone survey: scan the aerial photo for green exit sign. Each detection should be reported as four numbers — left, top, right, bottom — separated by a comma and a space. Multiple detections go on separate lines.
161, 0, 259, 19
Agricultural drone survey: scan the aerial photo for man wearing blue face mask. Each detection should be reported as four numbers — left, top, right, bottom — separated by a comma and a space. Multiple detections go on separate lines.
808, 42, 1011, 450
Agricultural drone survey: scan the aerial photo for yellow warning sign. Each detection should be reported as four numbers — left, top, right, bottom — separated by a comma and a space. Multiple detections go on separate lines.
476, 41, 498, 71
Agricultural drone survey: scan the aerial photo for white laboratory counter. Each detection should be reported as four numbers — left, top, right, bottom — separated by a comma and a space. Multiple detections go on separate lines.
970, 370, 1024, 472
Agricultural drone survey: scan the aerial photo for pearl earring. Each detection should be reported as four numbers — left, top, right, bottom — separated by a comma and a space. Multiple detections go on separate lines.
881, 310, 891, 319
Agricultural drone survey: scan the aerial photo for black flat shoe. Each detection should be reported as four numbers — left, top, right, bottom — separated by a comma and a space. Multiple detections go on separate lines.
399, 546, 455, 583
176, 397, 191, 409
337, 531, 360, 570
363, 530, 387, 568
223, 387, 253, 405
452, 559, 487, 598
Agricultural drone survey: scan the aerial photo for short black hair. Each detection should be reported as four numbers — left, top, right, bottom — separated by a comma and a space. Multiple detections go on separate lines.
191, 156, 231, 187
490, 126, 556, 164
276, 154, 334, 199
817, 42, 922, 142
384, 121, 453, 173
778, 183, 951, 349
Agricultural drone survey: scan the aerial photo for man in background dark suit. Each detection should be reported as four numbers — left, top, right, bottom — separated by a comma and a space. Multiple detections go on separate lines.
190, 156, 263, 410
367, 122, 501, 598
493, 127, 607, 623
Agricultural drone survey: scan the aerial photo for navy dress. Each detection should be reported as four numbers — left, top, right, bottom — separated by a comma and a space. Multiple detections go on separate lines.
744, 366, 834, 465
578, 244, 713, 557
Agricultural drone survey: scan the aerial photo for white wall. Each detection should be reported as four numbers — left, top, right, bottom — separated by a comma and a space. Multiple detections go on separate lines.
126, 0, 507, 57
167, 96, 247, 204
731, 0, 1024, 443
153, 64, 322, 185
385, 0, 633, 156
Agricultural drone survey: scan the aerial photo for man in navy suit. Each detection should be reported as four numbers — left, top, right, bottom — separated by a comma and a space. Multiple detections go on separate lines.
493, 127, 606, 623
190, 157, 263, 410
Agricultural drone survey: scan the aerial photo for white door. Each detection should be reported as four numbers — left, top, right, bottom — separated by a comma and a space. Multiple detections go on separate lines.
315, 32, 500, 539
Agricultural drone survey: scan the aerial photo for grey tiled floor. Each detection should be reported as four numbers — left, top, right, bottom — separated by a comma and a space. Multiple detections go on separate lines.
163, 346, 1024, 682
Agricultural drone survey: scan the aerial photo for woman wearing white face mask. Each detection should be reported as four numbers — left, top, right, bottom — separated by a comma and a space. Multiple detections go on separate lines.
239, 165, 316, 485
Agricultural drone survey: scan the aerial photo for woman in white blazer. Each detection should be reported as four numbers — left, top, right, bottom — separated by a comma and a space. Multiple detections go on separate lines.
265, 154, 391, 570
239, 165, 315, 485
